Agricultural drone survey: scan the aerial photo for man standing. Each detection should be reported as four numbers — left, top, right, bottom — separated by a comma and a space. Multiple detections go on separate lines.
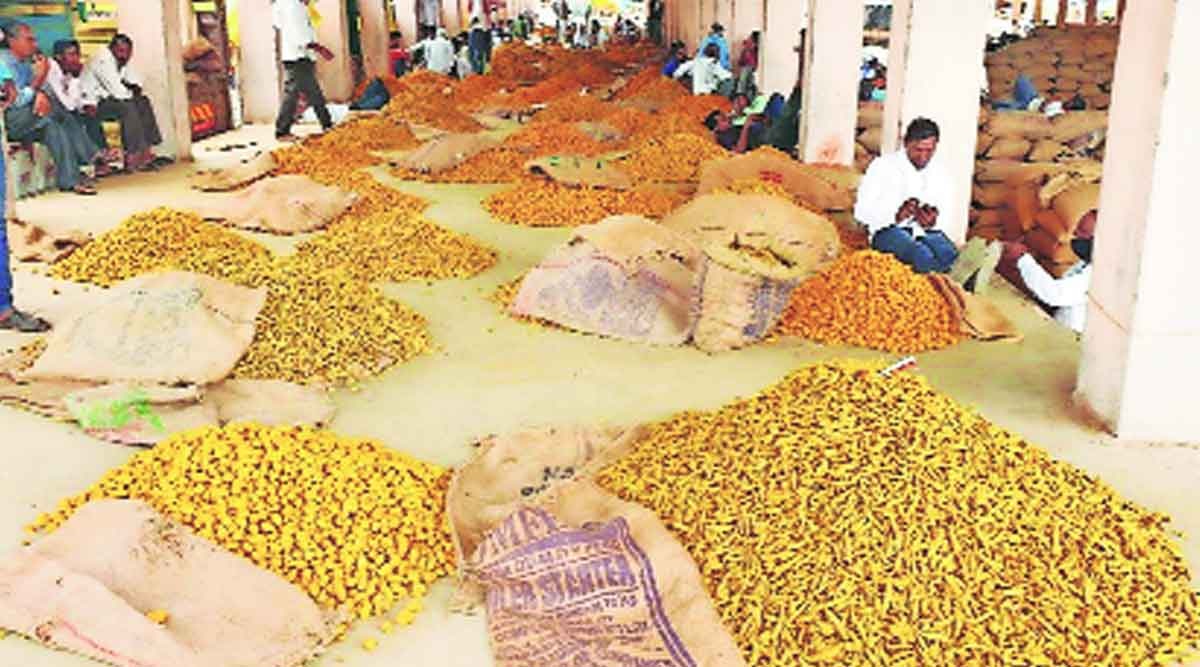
854, 118, 958, 274
0, 72, 49, 333
81, 34, 166, 171
271, 0, 335, 142
0, 22, 98, 195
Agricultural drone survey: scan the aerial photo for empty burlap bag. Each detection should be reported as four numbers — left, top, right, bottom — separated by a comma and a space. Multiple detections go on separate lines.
190, 151, 277, 192
928, 274, 1021, 343
1051, 182, 1101, 229
696, 154, 856, 211
24, 272, 267, 386
1039, 163, 1102, 207
449, 430, 745, 667
663, 194, 841, 263
973, 183, 1010, 209
0, 344, 93, 420
394, 133, 500, 174
986, 138, 1032, 160
512, 216, 702, 345
526, 155, 633, 190
201, 175, 358, 234
0, 500, 338, 667
985, 112, 1054, 140
691, 241, 812, 353
206, 379, 336, 427
6, 220, 89, 263
63, 384, 219, 446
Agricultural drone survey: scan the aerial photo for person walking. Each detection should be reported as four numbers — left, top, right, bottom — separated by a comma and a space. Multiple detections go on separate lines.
0, 69, 49, 333
272, 0, 335, 142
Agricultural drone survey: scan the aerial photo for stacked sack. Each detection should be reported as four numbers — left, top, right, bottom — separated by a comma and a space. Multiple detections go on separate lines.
985, 26, 1118, 110
855, 102, 884, 172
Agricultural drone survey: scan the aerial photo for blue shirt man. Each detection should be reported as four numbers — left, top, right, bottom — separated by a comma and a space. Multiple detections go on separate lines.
696, 24, 730, 70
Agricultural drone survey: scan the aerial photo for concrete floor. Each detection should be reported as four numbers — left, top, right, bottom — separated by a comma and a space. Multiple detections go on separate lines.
1, 125, 1197, 666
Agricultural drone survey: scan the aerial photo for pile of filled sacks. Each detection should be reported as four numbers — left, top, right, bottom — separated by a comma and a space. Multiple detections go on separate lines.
985, 26, 1118, 109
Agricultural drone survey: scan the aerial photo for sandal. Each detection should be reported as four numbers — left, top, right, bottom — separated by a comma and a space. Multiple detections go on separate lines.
72, 183, 98, 195
150, 156, 175, 167
0, 309, 51, 333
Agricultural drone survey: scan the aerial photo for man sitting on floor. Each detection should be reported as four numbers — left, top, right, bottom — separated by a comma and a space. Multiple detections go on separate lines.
673, 43, 732, 96
81, 34, 166, 172
854, 118, 958, 274
1001, 210, 1096, 334
0, 22, 99, 195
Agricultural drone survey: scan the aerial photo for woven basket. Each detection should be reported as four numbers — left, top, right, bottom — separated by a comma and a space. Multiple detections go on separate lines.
691, 242, 810, 353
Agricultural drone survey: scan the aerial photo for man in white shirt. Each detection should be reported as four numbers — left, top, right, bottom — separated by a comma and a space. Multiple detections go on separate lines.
80, 34, 164, 171
271, 0, 335, 141
1002, 211, 1096, 334
47, 39, 113, 174
413, 28, 456, 75
673, 43, 732, 96
854, 118, 958, 274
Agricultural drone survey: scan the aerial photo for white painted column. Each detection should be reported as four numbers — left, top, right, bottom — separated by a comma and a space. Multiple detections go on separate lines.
239, 0, 281, 124
761, 0, 805, 98
1076, 0, 1199, 441
118, 0, 192, 159
314, 0, 355, 102
881, 0, 990, 242
798, 0, 862, 165
359, 0, 391, 79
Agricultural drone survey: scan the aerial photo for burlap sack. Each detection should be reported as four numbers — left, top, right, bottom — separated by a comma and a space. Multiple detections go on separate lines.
511, 216, 701, 346
6, 220, 89, 263
985, 112, 1054, 140
190, 151, 277, 192
1050, 111, 1108, 143
206, 379, 336, 427
695, 154, 856, 211
451, 440, 746, 667
975, 131, 997, 157
394, 133, 500, 174
0, 500, 338, 667
972, 183, 1009, 209
857, 103, 883, 130
975, 160, 1028, 184
1052, 182, 1101, 229
928, 275, 1022, 343
858, 126, 882, 154
201, 175, 358, 234
1008, 183, 1041, 233
1024, 63, 1057, 80
0, 344, 93, 420
691, 241, 813, 353
24, 272, 267, 386
1039, 164, 1103, 207
663, 194, 842, 263
1027, 228, 1080, 265
986, 138, 1032, 160
525, 155, 633, 190
1028, 139, 1071, 163
182, 37, 216, 63
1034, 209, 1072, 242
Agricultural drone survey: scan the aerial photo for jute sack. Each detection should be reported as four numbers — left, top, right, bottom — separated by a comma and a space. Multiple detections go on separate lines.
663, 194, 842, 264
987, 138, 1032, 160
973, 183, 1010, 209
526, 154, 633, 190
25, 272, 267, 386
0, 500, 338, 667
1008, 183, 1041, 233
394, 132, 500, 173
695, 154, 856, 211
463, 482, 747, 667
976, 131, 997, 157
1028, 139, 1071, 163
1050, 111, 1107, 143
1038, 162, 1103, 206
691, 241, 812, 353
1052, 182, 1101, 229
1025, 63, 1057, 79
858, 126, 882, 154
985, 112, 1054, 140
857, 103, 883, 130
6, 219, 89, 263
1027, 228, 1081, 265
975, 160, 1030, 184
1035, 209, 1072, 242
511, 216, 702, 346
448, 429, 745, 667
201, 175, 358, 234
190, 151, 277, 192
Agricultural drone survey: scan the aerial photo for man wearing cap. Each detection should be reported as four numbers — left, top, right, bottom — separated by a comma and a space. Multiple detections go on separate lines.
697, 23, 730, 70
